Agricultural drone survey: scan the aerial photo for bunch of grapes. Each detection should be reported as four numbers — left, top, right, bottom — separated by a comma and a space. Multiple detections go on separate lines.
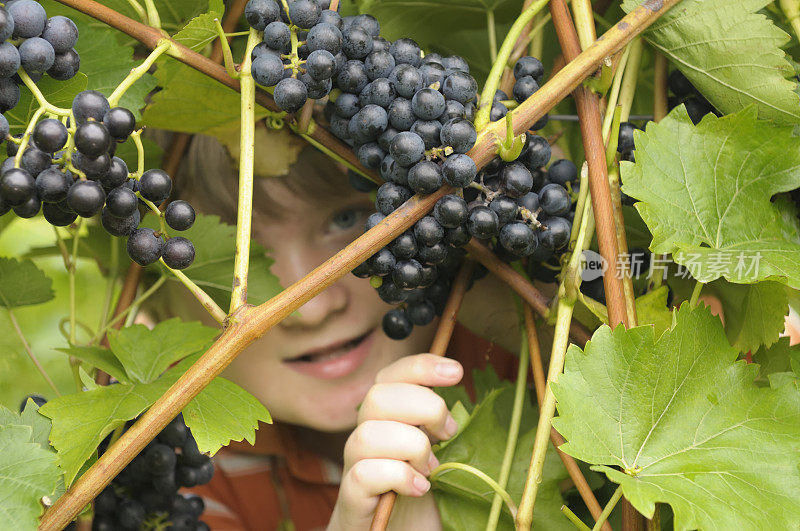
667, 69, 719, 125
0, 88, 198, 270
0, 0, 80, 111
92, 414, 212, 531
246, 0, 341, 112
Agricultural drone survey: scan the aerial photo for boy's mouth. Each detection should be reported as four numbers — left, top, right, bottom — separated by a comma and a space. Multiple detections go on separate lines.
283, 330, 376, 379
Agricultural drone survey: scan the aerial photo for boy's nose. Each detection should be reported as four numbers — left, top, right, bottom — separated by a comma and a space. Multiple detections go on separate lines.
275, 247, 349, 329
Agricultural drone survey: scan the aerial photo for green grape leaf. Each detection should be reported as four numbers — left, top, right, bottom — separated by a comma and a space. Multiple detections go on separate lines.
142, 59, 270, 140
632, 286, 673, 338
705, 280, 789, 353
173, 12, 223, 52
0, 425, 61, 530
145, 214, 283, 308
56, 346, 130, 385
107, 318, 219, 384
38, 377, 175, 484
551, 304, 800, 530
0, 257, 54, 308
753, 337, 800, 386
433, 383, 570, 531
623, 0, 800, 124
4, 74, 88, 135
183, 373, 272, 455
621, 107, 800, 288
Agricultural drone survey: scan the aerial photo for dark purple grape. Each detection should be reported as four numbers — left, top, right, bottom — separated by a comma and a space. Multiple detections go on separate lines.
67, 180, 105, 217
467, 205, 499, 239
19, 37, 55, 75
500, 162, 533, 198
306, 22, 342, 54
72, 90, 110, 125
13, 195, 41, 218
433, 194, 467, 228
383, 308, 412, 339
442, 153, 476, 187
164, 200, 195, 231
139, 169, 172, 203
0, 42, 20, 78
440, 118, 476, 154
274, 77, 308, 112
388, 131, 424, 167
245, 0, 280, 30
103, 108, 136, 141
41, 16, 79, 54
75, 121, 111, 158
47, 48, 80, 80
126, 227, 164, 266
101, 208, 139, 237
162, 237, 195, 270
407, 160, 442, 194
513, 56, 544, 83
0, 167, 34, 206
499, 222, 537, 256
35, 167, 70, 203
9, 0, 46, 39
547, 159, 577, 186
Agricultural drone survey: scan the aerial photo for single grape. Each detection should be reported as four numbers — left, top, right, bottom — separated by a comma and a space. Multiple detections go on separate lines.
67, 180, 105, 217
409, 119, 441, 150
9, 0, 47, 39
306, 49, 336, 81
356, 142, 384, 170
21, 147, 51, 177
539, 216, 571, 250
341, 25, 373, 59
420, 62, 445, 86
144, 443, 177, 476
359, 77, 396, 108
392, 259, 423, 289
382, 308, 413, 340
351, 13, 380, 36
489, 101, 508, 122
263, 21, 291, 51
104, 186, 137, 218
683, 96, 715, 125
364, 50, 395, 81
377, 127, 399, 152
513, 75, 539, 103
438, 99, 465, 124
75, 121, 112, 158
522, 134, 551, 170
389, 64, 424, 98
388, 131, 424, 167
32, 118, 68, 153
35, 167, 70, 203
667, 69, 695, 98
245, 0, 280, 30
517, 191, 540, 213
489, 196, 518, 224
333, 92, 359, 118
164, 200, 195, 231
41, 16, 79, 54
163, 237, 195, 269
319, 9, 342, 29
103, 108, 136, 141
117, 499, 146, 530
407, 300, 435, 326
539, 183, 571, 216
306, 22, 342, 55
417, 241, 448, 265
12, 195, 40, 218
0, 167, 34, 206
547, 159, 577, 186
19, 37, 55, 75
101, 207, 139, 237
0, 42, 20, 78
273, 77, 308, 112
47, 48, 80, 80
390, 38, 422, 67
440, 118, 476, 154
369, 247, 396, 276
375, 182, 411, 215
442, 55, 469, 72
433, 194, 467, 228
499, 222, 537, 256
0, 6, 13, 42
0, 78, 19, 112
500, 162, 533, 198
444, 224, 470, 246
252, 53, 285, 87
411, 87, 445, 121
379, 154, 408, 185
335, 59, 368, 94
389, 231, 417, 259
127, 227, 164, 266
407, 160, 442, 194
139, 169, 172, 203
617, 122, 637, 153
413, 216, 444, 247
72, 90, 111, 124
387, 97, 415, 131
441, 153, 477, 188
441, 71, 477, 104
467, 205, 499, 239
348, 104, 388, 143
513, 56, 544, 83
288, 0, 320, 28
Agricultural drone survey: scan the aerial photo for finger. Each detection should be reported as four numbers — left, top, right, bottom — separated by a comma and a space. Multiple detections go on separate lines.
358, 383, 458, 441
375, 353, 463, 387
344, 420, 437, 474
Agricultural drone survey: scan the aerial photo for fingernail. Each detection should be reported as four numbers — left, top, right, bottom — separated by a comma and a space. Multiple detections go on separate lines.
444, 415, 458, 438
435, 361, 461, 378
427, 453, 440, 473
413, 475, 431, 494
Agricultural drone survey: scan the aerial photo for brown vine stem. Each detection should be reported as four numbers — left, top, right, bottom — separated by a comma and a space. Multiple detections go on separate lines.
370, 260, 476, 531
548, 1, 649, 529
39, 5, 677, 526
52, 0, 377, 181
523, 305, 610, 531
465, 239, 592, 346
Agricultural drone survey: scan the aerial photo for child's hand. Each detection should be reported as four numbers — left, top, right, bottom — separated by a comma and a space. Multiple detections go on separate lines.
327, 353, 463, 531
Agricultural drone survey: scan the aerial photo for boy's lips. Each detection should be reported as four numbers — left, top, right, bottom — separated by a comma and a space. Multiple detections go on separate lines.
283, 329, 376, 380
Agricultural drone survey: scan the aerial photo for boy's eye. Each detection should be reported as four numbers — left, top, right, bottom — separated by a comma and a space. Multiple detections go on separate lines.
329, 208, 364, 231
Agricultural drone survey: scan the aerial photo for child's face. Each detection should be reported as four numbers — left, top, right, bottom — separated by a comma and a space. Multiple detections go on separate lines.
221, 179, 437, 432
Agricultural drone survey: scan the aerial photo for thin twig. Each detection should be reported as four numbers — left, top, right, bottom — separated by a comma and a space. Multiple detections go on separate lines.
39, 5, 681, 525
370, 260, 476, 530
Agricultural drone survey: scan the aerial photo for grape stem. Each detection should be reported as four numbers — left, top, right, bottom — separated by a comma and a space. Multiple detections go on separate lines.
124, 0, 147, 24
160, 262, 227, 325
108, 40, 172, 107
229, 28, 261, 315
430, 462, 517, 518
17, 70, 71, 115
593, 486, 624, 531
90, 275, 167, 345
130, 129, 146, 178
485, 309, 530, 531
141, 0, 161, 30
213, 18, 239, 79
562, 505, 592, 531
689, 280, 704, 307
487, 9, 498, 63
39, 3, 680, 526
5, 308, 61, 396
14, 106, 46, 168
474, 0, 551, 131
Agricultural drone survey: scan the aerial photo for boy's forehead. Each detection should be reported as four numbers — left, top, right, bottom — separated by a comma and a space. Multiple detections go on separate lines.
255, 175, 367, 220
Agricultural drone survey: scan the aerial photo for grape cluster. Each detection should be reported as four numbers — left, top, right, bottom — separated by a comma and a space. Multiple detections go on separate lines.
0, 0, 81, 105
0, 89, 198, 270
667, 69, 719, 125
92, 414, 212, 531
246, 0, 341, 112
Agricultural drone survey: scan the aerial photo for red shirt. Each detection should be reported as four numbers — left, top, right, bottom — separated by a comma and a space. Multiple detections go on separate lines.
190, 324, 518, 530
